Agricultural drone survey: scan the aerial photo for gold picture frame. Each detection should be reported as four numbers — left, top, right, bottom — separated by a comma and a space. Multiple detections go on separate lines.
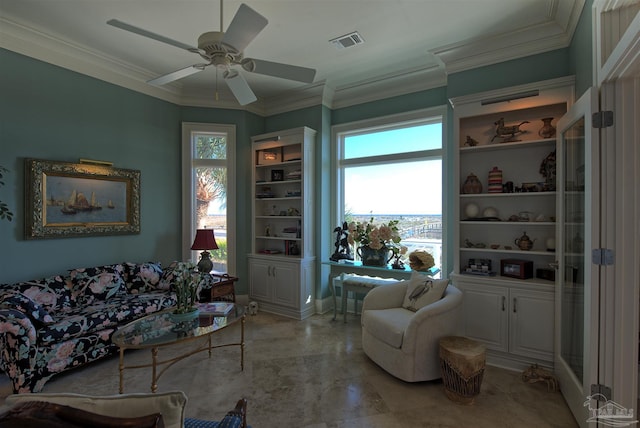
25, 158, 140, 239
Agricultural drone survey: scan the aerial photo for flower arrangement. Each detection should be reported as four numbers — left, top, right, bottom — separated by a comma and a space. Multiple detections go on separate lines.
347, 218, 402, 251
172, 261, 201, 314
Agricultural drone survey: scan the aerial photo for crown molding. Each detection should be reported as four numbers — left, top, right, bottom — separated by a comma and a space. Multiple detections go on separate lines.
432, 0, 585, 73
329, 64, 447, 109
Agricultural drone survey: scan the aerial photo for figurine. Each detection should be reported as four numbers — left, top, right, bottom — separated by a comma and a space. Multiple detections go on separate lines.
491, 118, 529, 143
330, 222, 353, 262
464, 136, 479, 147
522, 364, 559, 392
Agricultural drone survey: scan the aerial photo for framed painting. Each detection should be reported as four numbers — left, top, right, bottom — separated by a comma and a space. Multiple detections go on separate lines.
25, 158, 140, 239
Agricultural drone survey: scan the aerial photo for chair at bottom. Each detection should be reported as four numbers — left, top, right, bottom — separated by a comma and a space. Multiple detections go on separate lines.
0, 391, 248, 428
361, 279, 463, 382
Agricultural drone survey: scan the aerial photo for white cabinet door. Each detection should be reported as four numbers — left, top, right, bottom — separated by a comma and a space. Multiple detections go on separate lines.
271, 260, 299, 308
509, 288, 554, 361
248, 258, 271, 301
459, 283, 509, 353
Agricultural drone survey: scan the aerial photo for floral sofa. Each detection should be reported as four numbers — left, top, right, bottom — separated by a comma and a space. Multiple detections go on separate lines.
0, 262, 182, 393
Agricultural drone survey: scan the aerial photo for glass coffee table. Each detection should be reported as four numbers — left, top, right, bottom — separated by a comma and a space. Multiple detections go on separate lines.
112, 304, 245, 393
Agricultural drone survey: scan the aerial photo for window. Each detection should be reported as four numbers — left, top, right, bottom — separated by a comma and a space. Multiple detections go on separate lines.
333, 107, 446, 273
182, 123, 236, 273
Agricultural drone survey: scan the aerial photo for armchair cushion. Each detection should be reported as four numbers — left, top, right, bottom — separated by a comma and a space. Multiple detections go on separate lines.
363, 308, 413, 348
402, 272, 449, 312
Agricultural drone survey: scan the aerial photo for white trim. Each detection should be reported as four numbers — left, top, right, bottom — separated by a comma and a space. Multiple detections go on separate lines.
181, 122, 237, 275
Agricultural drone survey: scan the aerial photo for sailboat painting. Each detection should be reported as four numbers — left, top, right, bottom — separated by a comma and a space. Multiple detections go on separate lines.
25, 158, 140, 239
45, 177, 125, 224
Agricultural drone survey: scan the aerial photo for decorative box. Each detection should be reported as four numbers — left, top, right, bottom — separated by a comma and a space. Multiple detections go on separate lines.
500, 259, 533, 279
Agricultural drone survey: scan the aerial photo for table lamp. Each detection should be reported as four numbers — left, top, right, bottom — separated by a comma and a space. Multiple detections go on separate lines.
191, 228, 219, 273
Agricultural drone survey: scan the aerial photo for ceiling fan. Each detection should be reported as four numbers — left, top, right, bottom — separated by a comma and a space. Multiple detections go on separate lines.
107, 1, 316, 105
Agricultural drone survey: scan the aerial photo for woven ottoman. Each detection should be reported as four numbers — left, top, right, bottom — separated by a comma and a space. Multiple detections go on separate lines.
439, 336, 486, 404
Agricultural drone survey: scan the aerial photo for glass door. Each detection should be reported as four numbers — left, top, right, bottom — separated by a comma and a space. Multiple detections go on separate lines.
555, 88, 600, 427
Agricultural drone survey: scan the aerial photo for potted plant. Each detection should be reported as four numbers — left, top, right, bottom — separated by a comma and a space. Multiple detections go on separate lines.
171, 261, 201, 321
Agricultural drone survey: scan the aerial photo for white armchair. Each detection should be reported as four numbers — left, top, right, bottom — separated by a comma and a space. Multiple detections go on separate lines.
361, 280, 463, 382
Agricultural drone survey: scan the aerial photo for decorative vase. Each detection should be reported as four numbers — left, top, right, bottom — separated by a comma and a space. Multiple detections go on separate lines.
538, 117, 556, 138
487, 166, 503, 193
462, 173, 483, 194
169, 308, 200, 323
357, 245, 393, 267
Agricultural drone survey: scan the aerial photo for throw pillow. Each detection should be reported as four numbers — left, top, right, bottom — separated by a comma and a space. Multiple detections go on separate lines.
402, 271, 449, 312
0, 290, 55, 325
123, 262, 163, 294
69, 264, 127, 304
158, 261, 179, 290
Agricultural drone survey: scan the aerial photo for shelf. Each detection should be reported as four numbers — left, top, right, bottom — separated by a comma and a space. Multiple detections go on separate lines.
460, 138, 555, 153
255, 159, 301, 168
256, 236, 301, 241
460, 247, 555, 256
461, 221, 555, 226
460, 192, 555, 198
255, 215, 301, 219
455, 272, 555, 289
255, 179, 301, 185
255, 197, 302, 201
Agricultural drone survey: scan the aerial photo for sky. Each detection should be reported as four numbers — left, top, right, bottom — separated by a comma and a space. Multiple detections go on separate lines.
344, 123, 443, 215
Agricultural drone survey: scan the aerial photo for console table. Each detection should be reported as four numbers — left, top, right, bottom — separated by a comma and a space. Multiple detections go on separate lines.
323, 261, 413, 321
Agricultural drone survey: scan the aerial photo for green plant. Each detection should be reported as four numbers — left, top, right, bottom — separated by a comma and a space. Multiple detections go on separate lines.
0, 166, 13, 222
172, 261, 201, 314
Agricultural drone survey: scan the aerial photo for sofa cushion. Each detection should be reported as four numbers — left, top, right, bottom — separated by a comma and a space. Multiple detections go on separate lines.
4, 391, 187, 428
69, 264, 127, 304
123, 262, 163, 294
362, 307, 414, 349
1, 276, 75, 312
0, 290, 54, 326
402, 271, 449, 312
37, 292, 177, 345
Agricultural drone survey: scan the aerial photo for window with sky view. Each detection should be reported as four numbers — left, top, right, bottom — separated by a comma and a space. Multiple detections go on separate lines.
337, 114, 443, 272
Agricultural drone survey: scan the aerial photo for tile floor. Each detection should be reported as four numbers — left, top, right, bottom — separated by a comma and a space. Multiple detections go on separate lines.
0, 311, 578, 427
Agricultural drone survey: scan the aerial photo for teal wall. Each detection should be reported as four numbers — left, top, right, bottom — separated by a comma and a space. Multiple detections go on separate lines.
0, 3, 593, 301
0, 49, 181, 283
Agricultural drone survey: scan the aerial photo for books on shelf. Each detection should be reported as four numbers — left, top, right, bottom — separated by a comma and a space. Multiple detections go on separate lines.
197, 302, 234, 316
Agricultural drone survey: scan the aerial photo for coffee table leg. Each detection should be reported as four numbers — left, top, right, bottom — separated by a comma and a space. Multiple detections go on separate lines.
151, 347, 158, 393
208, 335, 212, 358
118, 347, 125, 394
240, 316, 245, 371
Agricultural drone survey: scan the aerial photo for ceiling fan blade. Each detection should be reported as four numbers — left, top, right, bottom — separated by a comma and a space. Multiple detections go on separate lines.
107, 19, 203, 54
242, 59, 316, 83
147, 64, 206, 86
223, 69, 257, 105
221, 4, 268, 53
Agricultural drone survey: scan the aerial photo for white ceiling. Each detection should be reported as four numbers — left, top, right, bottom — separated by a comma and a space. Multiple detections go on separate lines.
0, 0, 585, 114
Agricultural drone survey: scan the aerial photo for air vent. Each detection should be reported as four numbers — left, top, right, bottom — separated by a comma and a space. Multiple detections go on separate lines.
329, 31, 364, 49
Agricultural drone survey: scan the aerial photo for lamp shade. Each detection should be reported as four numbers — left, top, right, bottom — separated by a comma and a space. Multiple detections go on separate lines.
191, 228, 219, 250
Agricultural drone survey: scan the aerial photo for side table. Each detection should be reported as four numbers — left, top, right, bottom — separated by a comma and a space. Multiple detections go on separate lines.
200, 273, 239, 303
